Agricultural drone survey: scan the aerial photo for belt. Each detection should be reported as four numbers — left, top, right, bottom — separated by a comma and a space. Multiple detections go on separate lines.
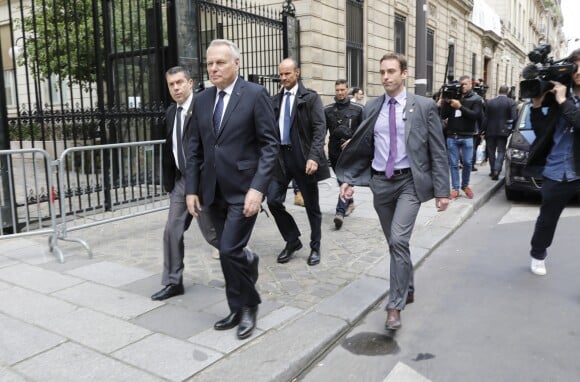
280, 144, 293, 151
371, 168, 411, 177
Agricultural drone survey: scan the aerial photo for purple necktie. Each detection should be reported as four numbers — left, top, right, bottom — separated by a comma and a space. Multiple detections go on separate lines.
386, 97, 397, 177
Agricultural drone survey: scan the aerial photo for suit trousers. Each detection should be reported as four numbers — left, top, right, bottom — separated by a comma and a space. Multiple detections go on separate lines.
162, 176, 217, 286
209, 194, 261, 312
486, 135, 508, 175
267, 149, 322, 251
530, 178, 580, 260
371, 172, 420, 310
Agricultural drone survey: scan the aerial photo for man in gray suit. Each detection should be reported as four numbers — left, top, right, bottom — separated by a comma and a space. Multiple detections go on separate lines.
336, 53, 450, 331
151, 66, 219, 301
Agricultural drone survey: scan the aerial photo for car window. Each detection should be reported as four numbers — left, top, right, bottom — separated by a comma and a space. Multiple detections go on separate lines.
517, 103, 548, 131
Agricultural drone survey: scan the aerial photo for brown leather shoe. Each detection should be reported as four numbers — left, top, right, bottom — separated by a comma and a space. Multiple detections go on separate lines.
385, 309, 401, 330
406, 291, 414, 304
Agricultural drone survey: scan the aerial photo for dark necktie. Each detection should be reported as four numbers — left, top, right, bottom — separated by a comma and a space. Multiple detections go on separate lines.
386, 97, 397, 178
282, 92, 292, 144
213, 90, 226, 134
175, 106, 185, 171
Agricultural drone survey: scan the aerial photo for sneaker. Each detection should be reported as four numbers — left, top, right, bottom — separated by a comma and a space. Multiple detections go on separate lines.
334, 214, 344, 229
450, 189, 460, 200
345, 203, 355, 217
530, 258, 546, 276
461, 186, 474, 199
294, 192, 305, 207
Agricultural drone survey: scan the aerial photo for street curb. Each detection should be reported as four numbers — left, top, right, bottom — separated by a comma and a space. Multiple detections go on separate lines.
199, 178, 506, 382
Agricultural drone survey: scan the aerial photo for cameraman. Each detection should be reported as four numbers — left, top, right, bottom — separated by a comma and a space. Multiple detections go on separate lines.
526, 48, 580, 276
438, 75, 483, 199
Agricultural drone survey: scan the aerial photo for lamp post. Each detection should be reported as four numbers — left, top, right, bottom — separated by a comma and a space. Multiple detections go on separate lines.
414, 0, 427, 96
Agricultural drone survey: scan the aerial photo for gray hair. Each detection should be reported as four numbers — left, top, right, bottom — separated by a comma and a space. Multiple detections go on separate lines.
207, 39, 240, 61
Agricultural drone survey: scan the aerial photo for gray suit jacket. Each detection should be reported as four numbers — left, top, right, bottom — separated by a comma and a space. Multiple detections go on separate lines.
335, 92, 449, 202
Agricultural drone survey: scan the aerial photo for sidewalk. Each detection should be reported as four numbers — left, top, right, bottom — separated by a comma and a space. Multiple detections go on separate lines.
0, 163, 503, 382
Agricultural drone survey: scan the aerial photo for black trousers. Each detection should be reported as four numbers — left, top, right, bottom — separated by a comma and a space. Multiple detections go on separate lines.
267, 148, 322, 251
530, 177, 580, 260
209, 192, 260, 313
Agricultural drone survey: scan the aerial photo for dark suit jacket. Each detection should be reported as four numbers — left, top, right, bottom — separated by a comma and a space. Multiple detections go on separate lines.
163, 100, 194, 192
481, 95, 517, 137
335, 92, 450, 202
272, 82, 330, 181
185, 78, 279, 206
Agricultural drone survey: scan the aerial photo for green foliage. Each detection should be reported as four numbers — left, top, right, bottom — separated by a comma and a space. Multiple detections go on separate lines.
20, 0, 101, 90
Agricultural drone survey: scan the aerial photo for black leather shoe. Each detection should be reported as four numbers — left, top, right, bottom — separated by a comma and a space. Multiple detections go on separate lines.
151, 284, 184, 301
214, 311, 240, 331
406, 291, 414, 304
277, 240, 303, 264
491, 173, 499, 180
307, 250, 320, 266
237, 306, 258, 339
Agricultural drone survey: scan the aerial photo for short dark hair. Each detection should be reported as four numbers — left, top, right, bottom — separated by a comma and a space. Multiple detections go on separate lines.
569, 48, 580, 63
166, 66, 192, 80
459, 75, 471, 82
335, 79, 348, 86
379, 53, 408, 72
351, 87, 362, 95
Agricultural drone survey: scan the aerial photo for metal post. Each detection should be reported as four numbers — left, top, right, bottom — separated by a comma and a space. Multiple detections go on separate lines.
415, 0, 427, 96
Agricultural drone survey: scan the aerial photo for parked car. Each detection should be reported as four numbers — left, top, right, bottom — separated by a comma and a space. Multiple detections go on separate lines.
504, 101, 544, 200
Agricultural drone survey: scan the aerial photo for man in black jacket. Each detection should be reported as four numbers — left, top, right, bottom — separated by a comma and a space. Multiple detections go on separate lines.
439, 75, 483, 199
267, 58, 330, 266
325, 79, 363, 229
525, 49, 580, 276
482, 85, 518, 180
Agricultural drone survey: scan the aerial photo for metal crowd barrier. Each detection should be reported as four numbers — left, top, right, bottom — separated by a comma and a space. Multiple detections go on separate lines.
0, 148, 63, 261
0, 140, 169, 263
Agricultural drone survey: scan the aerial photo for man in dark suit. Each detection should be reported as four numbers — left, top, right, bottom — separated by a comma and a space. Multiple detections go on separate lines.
337, 53, 450, 331
151, 66, 218, 301
185, 40, 279, 340
482, 85, 518, 180
266, 58, 330, 266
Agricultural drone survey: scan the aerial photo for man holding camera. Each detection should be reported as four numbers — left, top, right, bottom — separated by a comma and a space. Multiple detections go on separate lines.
526, 48, 580, 276
438, 75, 483, 199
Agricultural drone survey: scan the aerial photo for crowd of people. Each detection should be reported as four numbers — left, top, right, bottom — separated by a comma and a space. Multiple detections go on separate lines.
152, 37, 580, 339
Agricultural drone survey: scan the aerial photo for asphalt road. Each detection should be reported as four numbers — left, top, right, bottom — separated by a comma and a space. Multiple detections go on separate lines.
299, 192, 580, 382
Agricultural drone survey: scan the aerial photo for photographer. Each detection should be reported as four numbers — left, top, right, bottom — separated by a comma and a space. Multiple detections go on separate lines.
438, 75, 483, 199
325, 79, 363, 229
526, 48, 580, 276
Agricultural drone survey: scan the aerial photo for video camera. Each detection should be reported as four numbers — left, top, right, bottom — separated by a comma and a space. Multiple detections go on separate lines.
473, 79, 489, 98
441, 80, 462, 100
519, 44, 577, 99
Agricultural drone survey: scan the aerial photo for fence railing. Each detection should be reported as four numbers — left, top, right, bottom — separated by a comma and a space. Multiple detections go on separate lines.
0, 140, 169, 262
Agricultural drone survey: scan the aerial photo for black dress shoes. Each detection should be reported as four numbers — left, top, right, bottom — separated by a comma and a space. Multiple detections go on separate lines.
214, 311, 241, 330
491, 173, 499, 180
406, 291, 414, 304
237, 305, 258, 339
307, 250, 320, 266
277, 240, 303, 264
151, 284, 184, 301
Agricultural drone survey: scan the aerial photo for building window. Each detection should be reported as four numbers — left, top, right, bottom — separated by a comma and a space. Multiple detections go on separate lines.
447, 43, 455, 82
395, 14, 406, 54
471, 53, 476, 80
346, 0, 363, 87
3, 70, 16, 108
426, 28, 434, 96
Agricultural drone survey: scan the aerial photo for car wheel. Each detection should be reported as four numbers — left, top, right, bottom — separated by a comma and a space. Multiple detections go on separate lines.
505, 187, 522, 201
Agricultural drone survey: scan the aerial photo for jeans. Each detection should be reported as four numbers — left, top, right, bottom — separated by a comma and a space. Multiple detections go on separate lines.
530, 178, 580, 260
447, 136, 473, 190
